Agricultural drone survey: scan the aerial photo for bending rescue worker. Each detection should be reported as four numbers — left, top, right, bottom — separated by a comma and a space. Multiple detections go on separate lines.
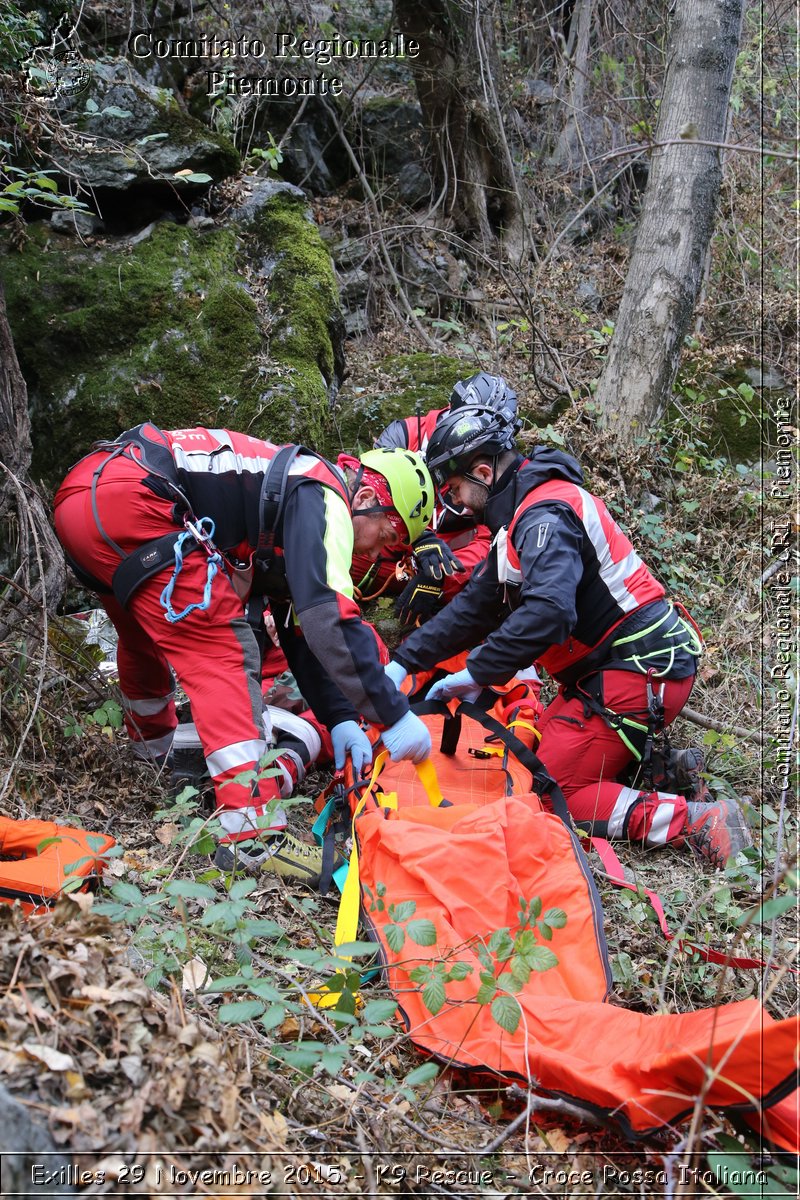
54, 424, 435, 881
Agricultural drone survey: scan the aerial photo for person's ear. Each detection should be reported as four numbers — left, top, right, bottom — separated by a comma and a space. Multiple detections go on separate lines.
472, 461, 494, 486
352, 485, 377, 512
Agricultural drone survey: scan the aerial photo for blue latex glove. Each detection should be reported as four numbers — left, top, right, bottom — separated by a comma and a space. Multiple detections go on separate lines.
381, 711, 432, 764
426, 667, 482, 704
330, 720, 373, 776
384, 660, 408, 689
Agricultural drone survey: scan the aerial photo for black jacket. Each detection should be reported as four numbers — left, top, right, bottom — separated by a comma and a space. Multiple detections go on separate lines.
394, 447, 695, 686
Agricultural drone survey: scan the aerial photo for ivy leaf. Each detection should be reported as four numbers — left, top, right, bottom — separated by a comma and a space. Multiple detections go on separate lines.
406, 918, 437, 947
218, 999, 266, 1023
362, 999, 398, 1023
260, 1004, 286, 1031
321, 1046, 348, 1075
526, 945, 559, 972
488, 928, 514, 960
422, 976, 446, 1015
738, 894, 796, 925
475, 975, 497, 1005
491, 993, 522, 1034
510, 956, 531, 987
405, 1062, 439, 1087
384, 923, 405, 953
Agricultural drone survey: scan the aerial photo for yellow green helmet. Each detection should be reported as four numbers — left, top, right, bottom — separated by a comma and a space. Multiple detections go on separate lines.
359, 447, 434, 545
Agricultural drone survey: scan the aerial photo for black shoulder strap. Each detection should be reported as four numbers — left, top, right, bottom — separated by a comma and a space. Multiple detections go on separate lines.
255, 445, 301, 571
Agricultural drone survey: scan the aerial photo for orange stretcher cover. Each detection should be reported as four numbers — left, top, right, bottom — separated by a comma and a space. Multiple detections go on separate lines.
351, 732, 799, 1148
0, 817, 116, 913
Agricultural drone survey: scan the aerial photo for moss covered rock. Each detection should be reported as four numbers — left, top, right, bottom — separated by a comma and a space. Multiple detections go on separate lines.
56, 59, 240, 192
237, 179, 345, 447
333, 352, 465, 449
3, 183, 345, 482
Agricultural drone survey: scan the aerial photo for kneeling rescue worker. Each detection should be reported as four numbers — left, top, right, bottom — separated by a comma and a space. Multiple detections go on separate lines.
351, 372, 513, 625
54, 424, 435, 883
384, 402, 752, 867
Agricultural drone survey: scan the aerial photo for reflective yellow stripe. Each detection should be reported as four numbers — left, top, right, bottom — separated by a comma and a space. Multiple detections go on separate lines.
611, 604, 673, 646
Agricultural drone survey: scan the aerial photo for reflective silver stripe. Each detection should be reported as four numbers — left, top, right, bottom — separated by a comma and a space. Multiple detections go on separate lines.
131, 730, 175, 759
207, 739, 266, 778
494, 526, 522, 586
607, 785, 641, 837
217, 805, 287, 836
580, 490, 644, 612
171, 442, 342, 486
172, 445, 278, 476
122, 691, 174, 716
646, 797, 677, 847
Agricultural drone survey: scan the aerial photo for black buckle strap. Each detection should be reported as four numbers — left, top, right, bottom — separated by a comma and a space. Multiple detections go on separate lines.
111, 531, 201, 608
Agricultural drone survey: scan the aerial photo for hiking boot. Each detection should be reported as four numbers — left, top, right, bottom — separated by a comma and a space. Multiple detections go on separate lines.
167, 723, 209, 792
166, 708, 321, 798
683, 797, 753, 868
214, 833, 328, 887
668, 747, 708, 801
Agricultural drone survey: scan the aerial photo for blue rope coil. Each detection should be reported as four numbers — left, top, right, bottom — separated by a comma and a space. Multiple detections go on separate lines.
160, 517, 221, 623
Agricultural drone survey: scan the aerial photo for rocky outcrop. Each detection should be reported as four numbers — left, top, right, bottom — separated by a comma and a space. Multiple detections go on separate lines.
3, 177, 344, 483
56, 59, 240, 196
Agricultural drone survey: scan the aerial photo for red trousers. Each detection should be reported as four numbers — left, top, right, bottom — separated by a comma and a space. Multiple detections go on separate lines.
54, 451, 283, 839
351, 524, 492, 601
536, 671, 696, 846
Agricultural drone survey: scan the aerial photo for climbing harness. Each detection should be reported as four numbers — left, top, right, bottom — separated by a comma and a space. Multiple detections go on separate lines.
160, 517, 222, 623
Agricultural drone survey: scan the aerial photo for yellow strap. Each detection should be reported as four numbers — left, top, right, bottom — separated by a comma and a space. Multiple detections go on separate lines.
308, 753, 392, 1010
508, 717, 542, 744
309, 753, 443, 1010
414, 757, 445, 806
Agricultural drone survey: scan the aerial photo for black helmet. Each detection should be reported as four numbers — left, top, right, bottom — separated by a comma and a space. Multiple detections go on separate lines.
425, 404, 518, 489
449, 373, 519, 426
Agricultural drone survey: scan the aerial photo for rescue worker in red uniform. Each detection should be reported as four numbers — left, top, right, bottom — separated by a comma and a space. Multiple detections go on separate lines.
383, 404, 752, 867
350, 373, 514, 625
54, 424, 435, 883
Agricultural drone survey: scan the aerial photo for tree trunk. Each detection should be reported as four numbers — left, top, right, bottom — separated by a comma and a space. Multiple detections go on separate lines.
0, 279, 65, 638
395, 0, 527, 257
594, 0, 745, 442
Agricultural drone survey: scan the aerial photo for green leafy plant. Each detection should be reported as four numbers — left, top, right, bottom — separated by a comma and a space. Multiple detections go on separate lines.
0, 143, 89, 216
63, 698, 124, 739
250, 133, 284, 172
